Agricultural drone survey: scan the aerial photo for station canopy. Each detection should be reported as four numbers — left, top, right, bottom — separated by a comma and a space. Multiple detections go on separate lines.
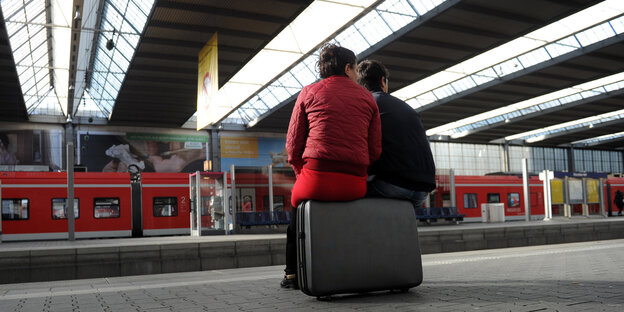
1, 0, 623, 149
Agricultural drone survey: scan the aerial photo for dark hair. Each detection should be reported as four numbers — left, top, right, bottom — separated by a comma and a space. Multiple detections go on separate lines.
357, 59, 389, 92
317, 44, 357, 78
0, 133, 9, 148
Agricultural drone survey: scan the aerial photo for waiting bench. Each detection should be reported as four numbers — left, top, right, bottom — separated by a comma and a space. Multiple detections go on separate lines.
236, 211, 291, 227
415, 207, 465, 224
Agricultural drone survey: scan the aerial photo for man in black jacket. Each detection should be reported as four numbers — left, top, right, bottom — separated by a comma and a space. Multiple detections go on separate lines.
357, 60, 436, 208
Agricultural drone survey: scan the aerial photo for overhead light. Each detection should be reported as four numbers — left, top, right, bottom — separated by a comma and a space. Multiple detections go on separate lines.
525, 135, 546, 143
106, 39, 114, 51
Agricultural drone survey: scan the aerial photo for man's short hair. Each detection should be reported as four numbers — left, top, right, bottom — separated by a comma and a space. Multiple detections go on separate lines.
357, 59, 389, 91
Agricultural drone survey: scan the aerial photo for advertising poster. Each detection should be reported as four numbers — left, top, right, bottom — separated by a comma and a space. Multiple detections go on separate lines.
586, 179, 599, 203
221, 136, 288, 169
551, 180, 564, 204
78, 132, 208, 173
0, 129, 63, 170
568, 180, 584, 202
197, 33, 218, 130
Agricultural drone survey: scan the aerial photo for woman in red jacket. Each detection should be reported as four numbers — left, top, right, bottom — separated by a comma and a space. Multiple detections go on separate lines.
281, 44, 382, 289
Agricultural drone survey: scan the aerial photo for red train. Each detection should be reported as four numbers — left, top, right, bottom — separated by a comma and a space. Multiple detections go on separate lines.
1, 171, 623, 241
432, 175, 624, 222
0, 170, 295, 241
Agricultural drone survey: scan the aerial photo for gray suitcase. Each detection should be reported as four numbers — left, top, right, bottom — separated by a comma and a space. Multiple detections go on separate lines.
296, 198, 423, 298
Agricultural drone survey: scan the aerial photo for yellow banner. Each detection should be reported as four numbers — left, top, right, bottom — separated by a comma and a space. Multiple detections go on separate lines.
197, 33, 218, 130
221, 137, 258, 158
587, 179, 599, 203
551, 180, 564, 204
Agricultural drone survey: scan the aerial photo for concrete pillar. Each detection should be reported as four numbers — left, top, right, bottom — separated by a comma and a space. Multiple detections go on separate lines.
210, 128, 221, 172
567, 147, 575, 173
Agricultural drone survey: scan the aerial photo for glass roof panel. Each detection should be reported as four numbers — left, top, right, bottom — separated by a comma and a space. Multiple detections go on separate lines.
335, 25, 369, 54
353, 11, 392, 48
427, 72, 624, 137
506, 109, 624, 142
222, 0, 450, 126
572, 131, 624, 146
377, 0, 418, 31
2, 0, 22, 17
79, 0, 155, 119
612, 16, 624, 34
1, 0, 57, 116
393, 2, 624, 109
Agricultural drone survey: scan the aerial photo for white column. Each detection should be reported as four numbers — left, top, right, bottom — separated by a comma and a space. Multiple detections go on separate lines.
522, 158, 530, 221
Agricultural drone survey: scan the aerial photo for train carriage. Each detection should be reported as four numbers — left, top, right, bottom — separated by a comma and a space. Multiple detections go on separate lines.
0, 172, 132, 241
140, 172, 190, 236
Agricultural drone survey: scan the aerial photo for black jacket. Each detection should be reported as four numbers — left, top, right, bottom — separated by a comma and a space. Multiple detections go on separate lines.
615, 191, 623, 207
369, 91, 436, 192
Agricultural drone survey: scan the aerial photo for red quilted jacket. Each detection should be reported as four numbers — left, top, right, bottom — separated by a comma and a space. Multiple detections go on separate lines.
286, 75, 381, 177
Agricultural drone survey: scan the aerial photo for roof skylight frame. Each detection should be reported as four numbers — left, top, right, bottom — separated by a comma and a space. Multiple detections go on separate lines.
571, 131, 624, 147
76, 0, 154, 119
1, 0, 57, 116
222, 0, 451, 127
201, 0, 387, 128
394, 0, 624, 110
426, 72, 624, 138
504, 109, 624, 143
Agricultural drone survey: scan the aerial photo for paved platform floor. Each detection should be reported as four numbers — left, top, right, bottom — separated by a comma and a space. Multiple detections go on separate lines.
0, 239, 622, 311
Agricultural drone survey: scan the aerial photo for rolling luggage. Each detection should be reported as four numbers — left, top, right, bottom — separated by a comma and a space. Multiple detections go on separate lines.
296, 198, 423, 298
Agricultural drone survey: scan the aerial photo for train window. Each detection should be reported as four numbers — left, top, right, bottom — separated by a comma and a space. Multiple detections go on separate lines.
263, 195, 285, 211
487, 193, 500, 203
94, 198, 120, 219
463, 194, 477, 209
508, 193, 520, 208
154, 197, 178, 217
52, 198, 80, 219
1, 199, 29, 220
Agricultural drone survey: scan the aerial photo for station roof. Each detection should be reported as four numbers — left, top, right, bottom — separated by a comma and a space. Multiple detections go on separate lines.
0, 0, 623, 150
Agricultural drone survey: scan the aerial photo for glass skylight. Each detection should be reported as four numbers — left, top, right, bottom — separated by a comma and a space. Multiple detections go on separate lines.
571, 131, 624, 147
75, 0, 154, 119
504, 109, 624, 143
205, 0, 385, 128
393, 0, 624, 110
1, 0, 60, 115
221, 0, 449, 126
427, 72, 624, 138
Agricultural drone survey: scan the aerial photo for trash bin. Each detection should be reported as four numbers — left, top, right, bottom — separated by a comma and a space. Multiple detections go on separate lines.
488, 203, 505, 222
481, 203, 505, 222
481, 203, 489, 223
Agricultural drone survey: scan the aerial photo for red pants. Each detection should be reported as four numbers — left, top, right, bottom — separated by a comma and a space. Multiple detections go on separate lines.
290, 167, 367, 207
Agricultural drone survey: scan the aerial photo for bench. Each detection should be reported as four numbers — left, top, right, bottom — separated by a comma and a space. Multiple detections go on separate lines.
415, 207, 465, 224
236, 211, 291, 227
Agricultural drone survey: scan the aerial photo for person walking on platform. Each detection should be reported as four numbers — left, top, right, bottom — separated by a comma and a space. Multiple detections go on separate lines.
357, 60, 436, 209
281, 44, 382, 289
615, 190, 623, 216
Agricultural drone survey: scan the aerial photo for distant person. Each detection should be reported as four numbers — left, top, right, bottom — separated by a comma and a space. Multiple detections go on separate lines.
282, 44, 381, 289
0, 133, 18, 165
242, 195, 253, 212
615, 190, 623, 216
357, 60, 436, 209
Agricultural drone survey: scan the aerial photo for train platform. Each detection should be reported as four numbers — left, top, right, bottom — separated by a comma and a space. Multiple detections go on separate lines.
0, 239, 623, 311
1, 216, 624, 286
